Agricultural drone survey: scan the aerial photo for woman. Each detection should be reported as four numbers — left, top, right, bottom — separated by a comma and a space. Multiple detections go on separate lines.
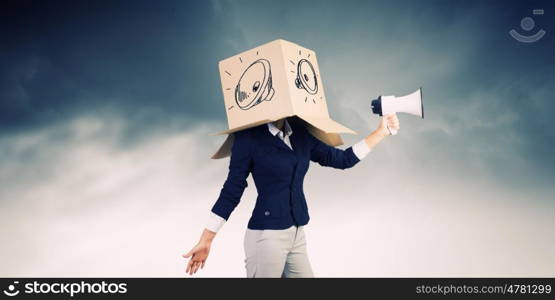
183, 114, 399, 277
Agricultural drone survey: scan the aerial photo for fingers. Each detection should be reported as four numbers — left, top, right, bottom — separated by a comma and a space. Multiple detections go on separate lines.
390, 119, 399, 129
193, 261, 201, 274
385, 114, 400, 130
189, 260, 202, 275
188, 260, 197, 275
189, 263, 194, 276
384, 114, 398, 122
185, 256, 206, 275
186, 258, 193, 275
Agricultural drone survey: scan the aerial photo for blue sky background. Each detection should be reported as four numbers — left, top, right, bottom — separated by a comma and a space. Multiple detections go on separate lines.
1, 0, 553, 276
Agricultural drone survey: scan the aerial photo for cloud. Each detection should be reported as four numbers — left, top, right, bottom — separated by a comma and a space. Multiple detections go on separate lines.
0, 113, 553, 276
0, 1, 245, 136
0, 112, 230, 276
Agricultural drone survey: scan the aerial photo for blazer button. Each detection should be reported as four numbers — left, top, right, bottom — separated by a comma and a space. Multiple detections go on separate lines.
264, 210, 270, 216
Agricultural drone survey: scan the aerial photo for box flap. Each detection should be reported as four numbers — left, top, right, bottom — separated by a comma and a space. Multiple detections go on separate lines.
211, 118, 276, 136
211, 134, 235, 159
296, 114, 357, 134
210, 114, 355, 159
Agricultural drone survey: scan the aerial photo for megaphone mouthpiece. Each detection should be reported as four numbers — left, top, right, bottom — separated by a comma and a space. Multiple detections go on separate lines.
370, 97, 383, 116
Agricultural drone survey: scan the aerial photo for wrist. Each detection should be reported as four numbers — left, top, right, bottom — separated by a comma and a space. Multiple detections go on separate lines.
373, 128, 388, 139
200, 238, 213, 247
200, 228, 216, 244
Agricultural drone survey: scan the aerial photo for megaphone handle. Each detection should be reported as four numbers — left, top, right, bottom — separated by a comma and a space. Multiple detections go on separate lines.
387, 124, 398, 136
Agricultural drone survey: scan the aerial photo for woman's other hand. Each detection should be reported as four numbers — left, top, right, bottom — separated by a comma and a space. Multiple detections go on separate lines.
182, 229, 216, 275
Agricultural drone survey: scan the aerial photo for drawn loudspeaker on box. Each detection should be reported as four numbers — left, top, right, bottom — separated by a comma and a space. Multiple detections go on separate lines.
234, 58, 275, 110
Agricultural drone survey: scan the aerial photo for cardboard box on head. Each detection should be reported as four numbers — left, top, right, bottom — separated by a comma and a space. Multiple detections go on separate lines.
211, 39, 356, 159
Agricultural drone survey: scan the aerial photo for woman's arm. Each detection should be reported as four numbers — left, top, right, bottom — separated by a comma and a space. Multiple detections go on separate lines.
210, 130, 253, 220
182, 130, 253, 275
309, 114, 399, 169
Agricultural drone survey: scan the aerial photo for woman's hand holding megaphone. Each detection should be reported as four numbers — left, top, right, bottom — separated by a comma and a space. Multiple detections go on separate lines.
362, 114, 400, 150
380, 114, 400, 136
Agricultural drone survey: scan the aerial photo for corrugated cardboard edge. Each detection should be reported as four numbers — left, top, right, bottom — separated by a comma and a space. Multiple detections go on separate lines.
210, 115, 357, 159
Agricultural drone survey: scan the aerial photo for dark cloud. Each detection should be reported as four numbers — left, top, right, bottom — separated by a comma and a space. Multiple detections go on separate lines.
0, 0, 245, 138
0, 0, 553, 180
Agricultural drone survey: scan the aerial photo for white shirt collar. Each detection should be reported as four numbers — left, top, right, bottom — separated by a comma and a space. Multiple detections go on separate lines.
267, 118, 293, 137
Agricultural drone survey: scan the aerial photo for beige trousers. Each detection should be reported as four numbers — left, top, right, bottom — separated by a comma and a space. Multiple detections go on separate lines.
243, 225, 314, 278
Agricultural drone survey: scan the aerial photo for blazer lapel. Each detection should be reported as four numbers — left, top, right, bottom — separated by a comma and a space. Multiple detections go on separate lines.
256, 124, 293, 152
289, 127, 301, 155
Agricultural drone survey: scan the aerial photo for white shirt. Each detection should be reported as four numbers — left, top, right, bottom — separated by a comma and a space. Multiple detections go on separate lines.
205, 119, 371, 233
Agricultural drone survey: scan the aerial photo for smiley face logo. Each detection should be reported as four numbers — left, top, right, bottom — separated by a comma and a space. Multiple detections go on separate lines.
295, 59, 318, 95
509, 9, 546, 43
234, 59, 275, 110
3, 281, 20, 297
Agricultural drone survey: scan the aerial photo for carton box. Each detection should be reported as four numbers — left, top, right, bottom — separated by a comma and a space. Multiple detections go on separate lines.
212, 39, 356, 159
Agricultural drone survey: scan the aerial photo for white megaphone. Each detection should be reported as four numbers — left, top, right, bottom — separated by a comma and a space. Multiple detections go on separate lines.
370, 88, 424, 135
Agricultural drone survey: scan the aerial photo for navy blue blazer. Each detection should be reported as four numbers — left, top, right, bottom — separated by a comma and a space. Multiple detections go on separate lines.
211, 117, 361, 230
